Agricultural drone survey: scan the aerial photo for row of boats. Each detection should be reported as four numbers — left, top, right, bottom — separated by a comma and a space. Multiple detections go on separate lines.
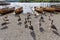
0, 7, 23, 15
0, 6, 60, 15
34, 6, 60, 13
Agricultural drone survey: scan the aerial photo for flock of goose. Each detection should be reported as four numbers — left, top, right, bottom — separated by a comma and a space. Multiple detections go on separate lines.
0, 6, 60, 40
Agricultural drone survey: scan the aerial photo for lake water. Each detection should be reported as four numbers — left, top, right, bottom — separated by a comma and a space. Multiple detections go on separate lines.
0, 2, 60, 14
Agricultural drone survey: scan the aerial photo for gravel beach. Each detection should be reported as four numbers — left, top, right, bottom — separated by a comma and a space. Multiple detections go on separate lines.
0, 13, 60, 40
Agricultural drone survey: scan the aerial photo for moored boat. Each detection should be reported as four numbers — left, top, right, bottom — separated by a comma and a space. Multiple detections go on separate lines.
34, 7, 44, 13
43, 7, 55, 12
0, 7, 15, 15
15, 7, 23, 15
51, 4, 60, 12
55, 8, 60, 12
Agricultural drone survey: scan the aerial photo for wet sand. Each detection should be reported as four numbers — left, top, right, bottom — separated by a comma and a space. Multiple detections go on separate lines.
0, 13, 60, 40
